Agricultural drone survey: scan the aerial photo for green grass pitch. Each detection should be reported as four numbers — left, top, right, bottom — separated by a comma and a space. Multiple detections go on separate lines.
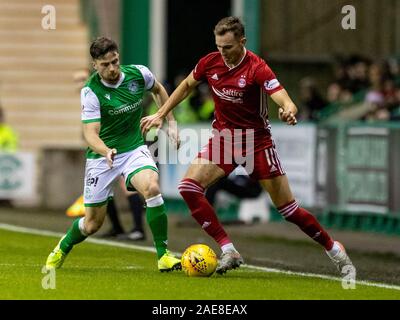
0, 228, 399, 300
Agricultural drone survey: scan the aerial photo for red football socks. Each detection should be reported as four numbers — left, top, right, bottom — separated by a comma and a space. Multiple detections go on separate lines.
278, 200, 334, 250
178, 178, 232, 247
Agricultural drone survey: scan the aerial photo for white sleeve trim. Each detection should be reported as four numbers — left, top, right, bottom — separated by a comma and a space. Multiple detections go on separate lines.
81, 87, 101, 121
135, 65, 156, 90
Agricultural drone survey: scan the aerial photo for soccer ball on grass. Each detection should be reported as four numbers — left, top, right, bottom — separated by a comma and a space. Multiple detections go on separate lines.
181, 244, 218, 277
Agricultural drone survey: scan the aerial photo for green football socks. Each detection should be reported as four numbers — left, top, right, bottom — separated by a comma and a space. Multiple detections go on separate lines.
146, 203, 168, 259
60, 218, 87, 254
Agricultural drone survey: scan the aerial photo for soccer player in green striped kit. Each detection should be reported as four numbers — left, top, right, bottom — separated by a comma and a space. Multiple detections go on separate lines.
45, 37, 182, 272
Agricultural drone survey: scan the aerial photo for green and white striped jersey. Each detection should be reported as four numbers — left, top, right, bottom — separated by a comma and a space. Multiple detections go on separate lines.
81, 64, 155, 159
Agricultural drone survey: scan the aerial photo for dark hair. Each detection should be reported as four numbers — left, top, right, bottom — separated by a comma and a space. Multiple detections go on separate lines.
214, 16, 245, 38
90, 37, 119, 59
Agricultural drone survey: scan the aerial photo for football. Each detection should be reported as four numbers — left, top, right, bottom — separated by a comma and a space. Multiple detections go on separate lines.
181, 244, 218, 277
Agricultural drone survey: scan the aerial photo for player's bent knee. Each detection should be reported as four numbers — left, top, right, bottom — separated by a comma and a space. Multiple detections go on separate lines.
144, 183, 161, 198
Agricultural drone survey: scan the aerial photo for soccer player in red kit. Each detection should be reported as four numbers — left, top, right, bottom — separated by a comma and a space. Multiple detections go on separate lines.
141, 17, 355, 275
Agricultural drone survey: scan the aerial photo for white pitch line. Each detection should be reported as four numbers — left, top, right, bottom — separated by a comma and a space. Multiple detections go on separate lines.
1, 223, 400, 291
244, 265, 400, 291
0, 263, 143, 270
0, 223, 156, 253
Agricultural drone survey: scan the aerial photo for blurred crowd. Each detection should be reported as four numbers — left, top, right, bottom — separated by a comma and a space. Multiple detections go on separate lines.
145, 55, 400, 124
298, 55, 400, 122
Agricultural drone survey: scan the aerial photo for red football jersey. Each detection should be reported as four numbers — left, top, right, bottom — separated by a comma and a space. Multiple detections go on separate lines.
193, 49, 283, 151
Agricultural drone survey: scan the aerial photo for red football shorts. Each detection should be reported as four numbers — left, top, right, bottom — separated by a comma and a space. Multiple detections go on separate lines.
197, 135, 285, 180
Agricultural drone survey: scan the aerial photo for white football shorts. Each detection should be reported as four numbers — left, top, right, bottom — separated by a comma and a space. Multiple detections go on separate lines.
83, 145, 158, 206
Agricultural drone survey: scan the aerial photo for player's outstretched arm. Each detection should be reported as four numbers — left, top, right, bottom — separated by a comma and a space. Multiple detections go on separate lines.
83, 122, 116, 168
150, 80, 181, 148
140, 72, 199, 134
150, 80, 176, 120
270, 89, 298, 125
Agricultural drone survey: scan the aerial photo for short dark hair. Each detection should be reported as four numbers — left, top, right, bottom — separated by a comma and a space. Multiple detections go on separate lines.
90, 37, 119, 59
214, 16, 245, 38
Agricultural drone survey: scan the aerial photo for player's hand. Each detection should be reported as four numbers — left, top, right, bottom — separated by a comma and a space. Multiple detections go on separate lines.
106, 148, 117, 168
140, 112, 164, 135
167, 120, 181, 149
279, 107, 298, 125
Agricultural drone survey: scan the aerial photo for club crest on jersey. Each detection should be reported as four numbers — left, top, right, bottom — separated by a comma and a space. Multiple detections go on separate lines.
238, 76, 246, 88
128, 80, 139, 93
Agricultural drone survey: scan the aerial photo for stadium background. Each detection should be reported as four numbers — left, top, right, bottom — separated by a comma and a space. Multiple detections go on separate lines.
0, 0, 400, 296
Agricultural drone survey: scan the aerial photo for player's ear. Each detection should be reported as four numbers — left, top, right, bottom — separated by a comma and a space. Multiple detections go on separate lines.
92, 60, 97, 71
240, 37, 247, 46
